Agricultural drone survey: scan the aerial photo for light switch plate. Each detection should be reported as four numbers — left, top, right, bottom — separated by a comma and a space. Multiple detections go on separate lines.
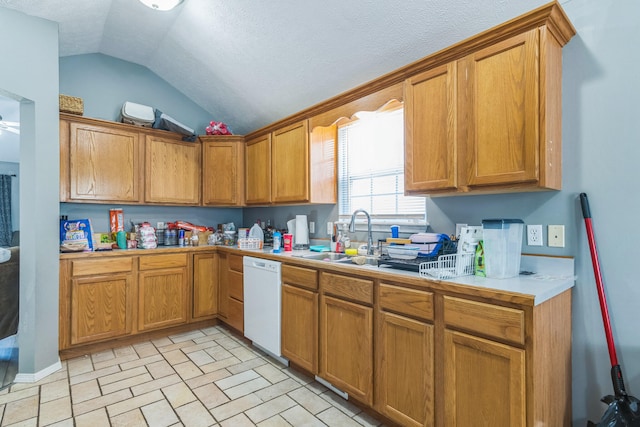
309, 221, 315, 234
327, 222, 333, 235
548, 225, 565, 247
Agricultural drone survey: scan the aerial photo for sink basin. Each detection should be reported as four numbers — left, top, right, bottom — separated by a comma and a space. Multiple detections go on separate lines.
336, 255, 380, 266
296, 252, 349, 262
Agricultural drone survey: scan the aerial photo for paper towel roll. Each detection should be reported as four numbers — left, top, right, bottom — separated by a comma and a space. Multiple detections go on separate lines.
294, 215, 309, 247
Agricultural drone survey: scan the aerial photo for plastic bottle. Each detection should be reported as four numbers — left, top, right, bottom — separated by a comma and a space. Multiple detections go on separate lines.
272, 230, 282, 253
249, 223, 264, 248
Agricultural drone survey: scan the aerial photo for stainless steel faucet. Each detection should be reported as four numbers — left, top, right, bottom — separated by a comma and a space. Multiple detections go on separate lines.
349, 209, 374, 255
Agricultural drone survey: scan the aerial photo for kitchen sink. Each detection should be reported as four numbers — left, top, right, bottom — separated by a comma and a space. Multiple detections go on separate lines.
294, 252, 381, 266
336, 255, 380, 266
295, 252, 349, 262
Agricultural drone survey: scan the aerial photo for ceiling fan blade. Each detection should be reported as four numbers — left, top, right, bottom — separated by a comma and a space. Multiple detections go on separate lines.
0, 120, 19, 127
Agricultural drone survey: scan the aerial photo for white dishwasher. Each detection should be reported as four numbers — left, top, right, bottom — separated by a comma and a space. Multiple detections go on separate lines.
243, 256, 287, 364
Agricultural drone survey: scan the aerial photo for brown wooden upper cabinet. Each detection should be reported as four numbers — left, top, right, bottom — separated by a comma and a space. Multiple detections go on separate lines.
61, 116, 144, 203
60, 114, 203, 206
245, 133, 272, 205
245, 119, 336, 205
201, 135, 245, 206
272, 121, 310, 203
405, 23, 572, 196
144, 134, 201, 205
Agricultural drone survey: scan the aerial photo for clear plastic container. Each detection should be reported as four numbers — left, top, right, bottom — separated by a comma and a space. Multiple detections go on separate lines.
481, 219, 524, 279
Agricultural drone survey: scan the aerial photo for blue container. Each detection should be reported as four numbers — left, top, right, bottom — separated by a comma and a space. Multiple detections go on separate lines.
272, 231, 282, 253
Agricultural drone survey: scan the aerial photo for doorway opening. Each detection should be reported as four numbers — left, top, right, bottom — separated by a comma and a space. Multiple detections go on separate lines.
0, 92, 20, 389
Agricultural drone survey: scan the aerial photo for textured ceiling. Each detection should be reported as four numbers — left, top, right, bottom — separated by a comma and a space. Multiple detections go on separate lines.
1, 0, 553, 139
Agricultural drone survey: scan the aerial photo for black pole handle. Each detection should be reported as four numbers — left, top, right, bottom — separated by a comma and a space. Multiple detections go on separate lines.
580, 193, 591, 219
611, 365, 628, 398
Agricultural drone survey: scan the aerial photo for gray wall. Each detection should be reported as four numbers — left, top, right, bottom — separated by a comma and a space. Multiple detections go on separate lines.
0, 8, 60, 377
60, 53, 214, 136
60, 204, 242, 236
0, 162, 19, 231
564, 1, 640, 422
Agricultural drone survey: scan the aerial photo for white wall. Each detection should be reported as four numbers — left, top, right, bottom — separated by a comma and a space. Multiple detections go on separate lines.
0, 8, 60, 377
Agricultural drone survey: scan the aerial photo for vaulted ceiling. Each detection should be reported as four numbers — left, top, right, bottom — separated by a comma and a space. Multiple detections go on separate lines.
1, 0, 553, 135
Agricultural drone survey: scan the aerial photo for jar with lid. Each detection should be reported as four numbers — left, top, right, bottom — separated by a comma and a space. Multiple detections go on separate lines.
223, 230, 236, 246
190, 230, 199, 246
211, 224, 224, 245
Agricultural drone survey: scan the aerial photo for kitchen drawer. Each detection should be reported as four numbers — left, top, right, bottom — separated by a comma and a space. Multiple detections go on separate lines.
228, 270, 243, 301
228, 254, 243, 272
139, 253, 187, 270
443, 296, 524, 345
320, 272, 373, 305
227, 297, 244, 332
379, 283, 434, 321
283, 264, 318, 291
71, 257, 133, 277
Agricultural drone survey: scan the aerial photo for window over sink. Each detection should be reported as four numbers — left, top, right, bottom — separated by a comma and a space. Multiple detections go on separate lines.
337, 100, 427, 228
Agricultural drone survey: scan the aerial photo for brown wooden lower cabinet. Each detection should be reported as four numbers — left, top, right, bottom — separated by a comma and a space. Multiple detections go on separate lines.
60, 250, 215, 351
217, 252, 229, 319
319, 271, 374, 406
443, 330, 526, 426
60, 256, 135, 349
377, 312, 434, 426
376, 282, 435, 427
192, 252, 218, 320
320, 295, 373, 405
282, 284, 318, 373
138, 253, 189, 331
281, 264, 319, 373
70, 273, 133, 346
219, 252, 244, 332
60, 251, 572, 426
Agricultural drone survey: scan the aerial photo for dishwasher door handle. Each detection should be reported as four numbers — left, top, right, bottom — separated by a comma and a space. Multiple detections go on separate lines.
243, 256, 281, 273
251, 260, 268, 269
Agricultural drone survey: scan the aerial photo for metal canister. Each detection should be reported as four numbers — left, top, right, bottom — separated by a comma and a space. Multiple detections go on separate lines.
165, 229, 177, 246
178, 229, 185, 247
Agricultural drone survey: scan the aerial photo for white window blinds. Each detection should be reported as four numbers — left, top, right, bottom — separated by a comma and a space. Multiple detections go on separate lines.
337, 105, 426, 224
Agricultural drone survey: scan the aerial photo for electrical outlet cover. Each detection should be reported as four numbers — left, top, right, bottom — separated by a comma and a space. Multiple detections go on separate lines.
527, 224, 543, 246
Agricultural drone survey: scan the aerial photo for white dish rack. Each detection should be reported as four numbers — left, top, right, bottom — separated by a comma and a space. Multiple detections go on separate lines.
419, 252, 475, 280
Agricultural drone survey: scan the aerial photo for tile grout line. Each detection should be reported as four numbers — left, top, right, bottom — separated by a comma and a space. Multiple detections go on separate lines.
2, 326, 386, 426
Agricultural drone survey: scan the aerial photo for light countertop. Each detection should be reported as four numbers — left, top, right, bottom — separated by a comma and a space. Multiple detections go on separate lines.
61, 244, 574, 306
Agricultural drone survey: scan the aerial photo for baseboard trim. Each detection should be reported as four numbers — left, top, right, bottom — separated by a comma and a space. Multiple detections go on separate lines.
14, 359, 62, 383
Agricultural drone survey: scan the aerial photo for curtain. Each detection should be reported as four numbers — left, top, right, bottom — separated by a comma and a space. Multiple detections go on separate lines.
0, 175, 12, 246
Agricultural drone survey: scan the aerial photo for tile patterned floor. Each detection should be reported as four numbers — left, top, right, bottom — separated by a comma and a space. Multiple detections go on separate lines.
0, 326, 387, 426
